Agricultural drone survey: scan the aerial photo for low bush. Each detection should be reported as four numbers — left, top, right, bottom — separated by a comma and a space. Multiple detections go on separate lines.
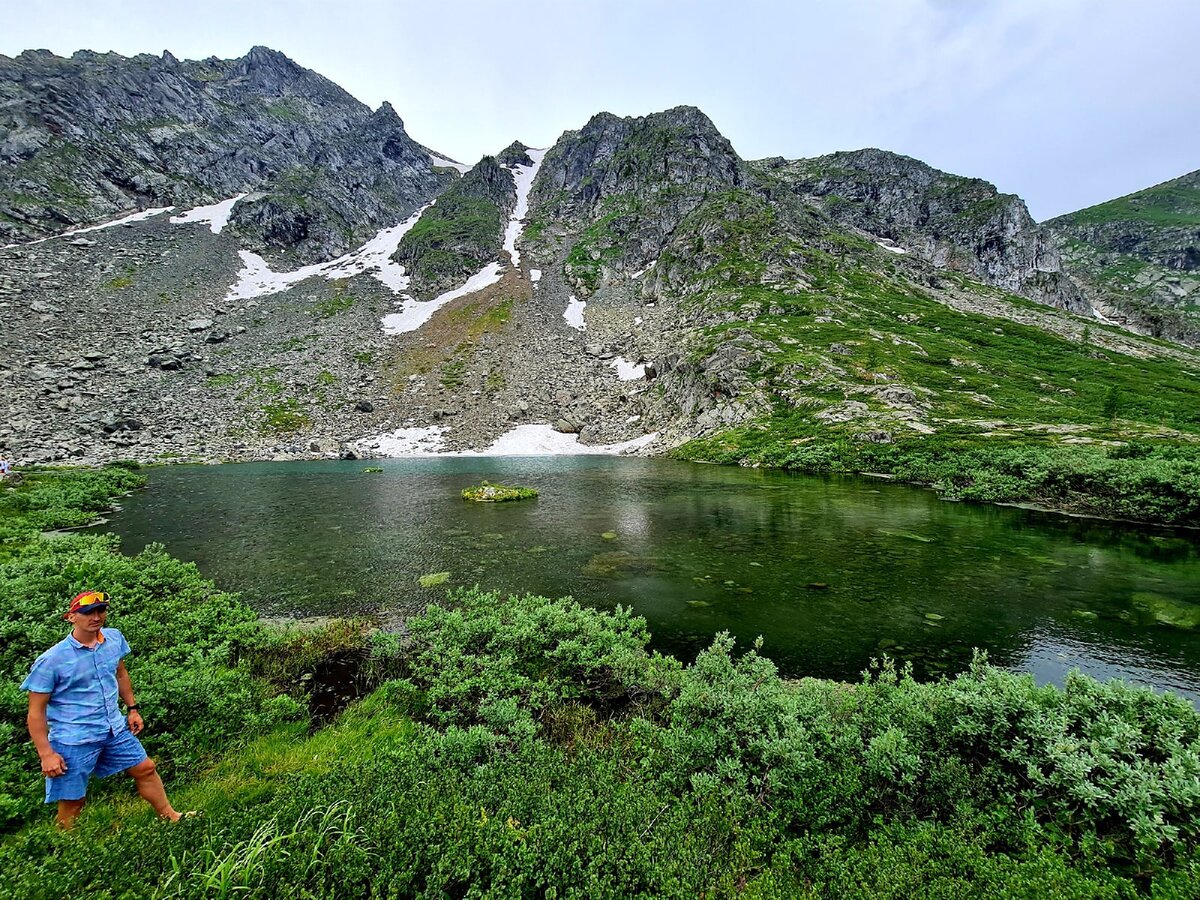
2, 469, 1198, 896
678, 430, 1200, 526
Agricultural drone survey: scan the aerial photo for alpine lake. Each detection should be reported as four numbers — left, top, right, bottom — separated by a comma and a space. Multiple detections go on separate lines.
97, 456, 1200, 704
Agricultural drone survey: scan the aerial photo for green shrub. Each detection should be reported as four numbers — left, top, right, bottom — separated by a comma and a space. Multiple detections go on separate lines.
3, 476, 1198, 895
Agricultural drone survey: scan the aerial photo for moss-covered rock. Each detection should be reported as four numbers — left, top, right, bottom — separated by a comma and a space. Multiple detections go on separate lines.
461, 481, 538, 502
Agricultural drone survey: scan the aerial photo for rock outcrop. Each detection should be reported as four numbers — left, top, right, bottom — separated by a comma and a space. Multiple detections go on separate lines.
1045, 170, 1200, 345
530, 106, 745, 291
393, 155, 516, 298
757, 149, 1088, 313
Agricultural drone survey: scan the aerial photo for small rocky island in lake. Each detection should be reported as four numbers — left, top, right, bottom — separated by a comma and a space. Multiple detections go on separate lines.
462, 482, 539, 502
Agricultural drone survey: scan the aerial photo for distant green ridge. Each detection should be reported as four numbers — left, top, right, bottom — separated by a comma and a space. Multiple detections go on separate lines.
1051, 170, 1200, 227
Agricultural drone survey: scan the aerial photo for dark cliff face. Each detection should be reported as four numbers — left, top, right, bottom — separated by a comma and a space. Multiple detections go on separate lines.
0, 47, 452, 262
393, 155, 518, 298
1045, 171, 1200, 344
534, 106, 744, 217
527, 106, 746, 293
758, 149, 1088, 313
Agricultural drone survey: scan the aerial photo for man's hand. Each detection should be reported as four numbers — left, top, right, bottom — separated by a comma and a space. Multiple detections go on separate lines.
39, 751, 67, 778
127, 710, 144, 736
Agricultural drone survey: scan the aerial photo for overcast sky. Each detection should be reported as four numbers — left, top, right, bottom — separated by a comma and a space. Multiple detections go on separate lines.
4, 0, 1197, 221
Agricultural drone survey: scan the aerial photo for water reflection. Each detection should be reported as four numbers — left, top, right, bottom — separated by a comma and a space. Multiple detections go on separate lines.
101, 457, 1200, 703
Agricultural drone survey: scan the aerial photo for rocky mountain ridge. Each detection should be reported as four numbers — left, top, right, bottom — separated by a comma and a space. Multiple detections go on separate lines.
761, 149, 1087, 313
1044, 170, 1200, 344
3, 48, 1199, 469
0, 46, 453, 263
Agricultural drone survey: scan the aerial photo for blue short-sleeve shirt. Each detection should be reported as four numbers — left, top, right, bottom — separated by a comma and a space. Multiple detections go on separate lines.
21, 628, 131, 745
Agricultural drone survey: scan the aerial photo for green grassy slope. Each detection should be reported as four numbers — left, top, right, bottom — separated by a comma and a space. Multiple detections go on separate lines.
1045, 170, 1200, 345
1054, 171, 1200, 228
645, 191, 1200, 523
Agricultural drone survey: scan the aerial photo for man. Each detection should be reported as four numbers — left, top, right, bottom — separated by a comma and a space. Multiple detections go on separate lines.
22, 591, 185, 828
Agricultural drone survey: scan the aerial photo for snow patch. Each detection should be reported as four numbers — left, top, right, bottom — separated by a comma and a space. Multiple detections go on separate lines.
876, 240, 908, 255
609, 357, 646, 381
170, 194, 247, 233
64, 206, 175, 236
225, 204, 430, 301
564, 295, 587, 331
359, 424, 658, 458
356, 426, 448, 457
478, 425, 657, 456
501, 148, 548, 268
429, 153, 471, 174
529, 268, 542, 283
381, 261, 503, 335
5, 204, 176, 248
1093, 308, 1119, 327
630, 260, 656, 279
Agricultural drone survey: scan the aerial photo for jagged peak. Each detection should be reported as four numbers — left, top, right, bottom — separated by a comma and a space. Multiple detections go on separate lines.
580, 104, 725, 137
243, 45, 297, 67
497, 141, 532, 167
645, 104, 719, 128
368, 101, 404, 129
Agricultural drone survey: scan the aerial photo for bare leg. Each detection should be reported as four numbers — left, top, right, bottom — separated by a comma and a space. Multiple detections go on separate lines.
56, 798, 86, 829
127, 758, 180, 821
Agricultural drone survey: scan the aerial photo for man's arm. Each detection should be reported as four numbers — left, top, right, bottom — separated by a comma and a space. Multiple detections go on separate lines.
116, 660, 144, 735
26, 693, 67, 777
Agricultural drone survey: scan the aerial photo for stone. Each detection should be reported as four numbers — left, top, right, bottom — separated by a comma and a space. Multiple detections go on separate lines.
147, 353, 183, 371
100, 415, 143, 433
815, 401, 869, 424
855, 430, 893, 444
354, 400, 374, 413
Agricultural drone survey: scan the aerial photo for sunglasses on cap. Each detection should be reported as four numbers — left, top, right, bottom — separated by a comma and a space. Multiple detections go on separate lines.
64, 591, 110, 619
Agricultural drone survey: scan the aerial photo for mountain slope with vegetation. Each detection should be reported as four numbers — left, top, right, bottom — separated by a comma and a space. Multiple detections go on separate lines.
392, 154, 516, 299
518, 113, 1200, 525
1046, 170, 1200, 346
1, 52, 1198, 527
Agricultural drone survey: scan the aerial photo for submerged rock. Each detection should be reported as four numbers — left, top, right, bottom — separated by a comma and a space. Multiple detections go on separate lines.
1131, 592, 1200, 630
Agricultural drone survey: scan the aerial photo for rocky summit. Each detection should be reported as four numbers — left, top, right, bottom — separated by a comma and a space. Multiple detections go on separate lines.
0, 47, 452, 264
2, 48, 1198, 470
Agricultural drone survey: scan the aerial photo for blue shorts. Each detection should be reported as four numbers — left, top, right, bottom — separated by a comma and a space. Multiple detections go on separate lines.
45, 729, 148, 803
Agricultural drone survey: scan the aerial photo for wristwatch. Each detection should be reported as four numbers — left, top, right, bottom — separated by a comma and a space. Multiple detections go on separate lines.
126, 704, 140, 712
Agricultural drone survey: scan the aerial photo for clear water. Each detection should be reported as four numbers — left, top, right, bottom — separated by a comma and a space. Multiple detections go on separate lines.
100, 457, 1200, 702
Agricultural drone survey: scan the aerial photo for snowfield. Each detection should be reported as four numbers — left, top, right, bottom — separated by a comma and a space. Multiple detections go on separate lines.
357, 424, 658, 458
224, 205, 430, 301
